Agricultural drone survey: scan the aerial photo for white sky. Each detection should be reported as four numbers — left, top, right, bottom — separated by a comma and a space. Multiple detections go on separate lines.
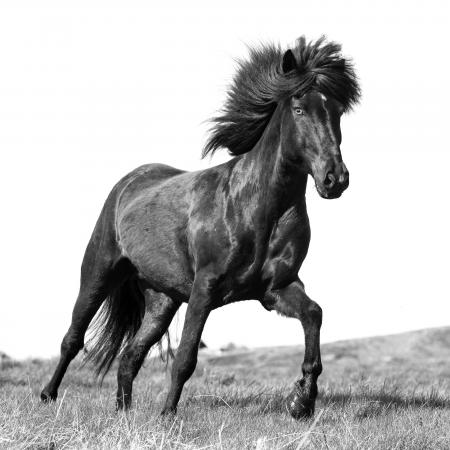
1, 1, 449, 359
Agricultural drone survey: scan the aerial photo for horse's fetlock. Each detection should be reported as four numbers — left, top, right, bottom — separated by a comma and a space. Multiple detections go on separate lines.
302, 360, 322, 377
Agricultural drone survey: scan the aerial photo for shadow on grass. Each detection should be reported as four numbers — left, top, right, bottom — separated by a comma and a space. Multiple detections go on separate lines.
184, 384, 450, 418
320, 391, 450, 408
184, 387, 288, 415
321, 388, 450, 420
0, 375, 28, 387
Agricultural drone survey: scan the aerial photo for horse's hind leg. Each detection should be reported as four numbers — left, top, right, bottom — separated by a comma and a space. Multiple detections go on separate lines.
161, 278, 212, 415
40, 233, 127, 402
116, 290, 179, 411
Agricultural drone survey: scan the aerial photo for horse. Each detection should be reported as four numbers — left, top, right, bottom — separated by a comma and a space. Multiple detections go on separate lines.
41, 36, 360, 419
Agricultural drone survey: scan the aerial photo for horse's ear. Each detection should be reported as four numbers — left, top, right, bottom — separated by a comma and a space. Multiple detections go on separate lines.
282, 49, 297, 74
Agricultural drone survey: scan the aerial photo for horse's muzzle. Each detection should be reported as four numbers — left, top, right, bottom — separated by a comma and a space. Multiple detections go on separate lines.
316, 164, 349, 199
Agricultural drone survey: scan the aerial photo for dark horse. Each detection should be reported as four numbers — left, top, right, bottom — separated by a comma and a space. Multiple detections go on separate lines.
41, 36, 360, 419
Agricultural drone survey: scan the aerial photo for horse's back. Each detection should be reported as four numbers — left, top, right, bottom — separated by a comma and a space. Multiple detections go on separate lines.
115, 163, 186, 207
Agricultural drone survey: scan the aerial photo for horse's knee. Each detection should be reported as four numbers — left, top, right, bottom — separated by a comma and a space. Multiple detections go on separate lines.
306, 300, 322, 327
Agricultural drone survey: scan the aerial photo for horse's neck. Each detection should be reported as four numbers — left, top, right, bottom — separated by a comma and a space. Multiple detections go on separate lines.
232, 108, 308, 221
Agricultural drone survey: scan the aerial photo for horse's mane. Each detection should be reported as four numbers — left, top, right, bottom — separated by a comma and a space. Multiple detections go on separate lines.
203, 36, 361, 158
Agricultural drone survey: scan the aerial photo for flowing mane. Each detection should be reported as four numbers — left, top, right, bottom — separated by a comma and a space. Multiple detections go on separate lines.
203, 36, 361, 158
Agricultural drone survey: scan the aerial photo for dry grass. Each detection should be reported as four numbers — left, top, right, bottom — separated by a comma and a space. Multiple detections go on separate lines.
1, 327, 449, 449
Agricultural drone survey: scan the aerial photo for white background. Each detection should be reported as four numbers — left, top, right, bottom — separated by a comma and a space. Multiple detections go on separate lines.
1, 0, 449, 359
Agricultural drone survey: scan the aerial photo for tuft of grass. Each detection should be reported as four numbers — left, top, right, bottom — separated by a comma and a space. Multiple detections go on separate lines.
1, 327, 449, 449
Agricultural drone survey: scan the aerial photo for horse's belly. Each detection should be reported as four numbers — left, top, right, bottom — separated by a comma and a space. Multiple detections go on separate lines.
117, 197, 193, 301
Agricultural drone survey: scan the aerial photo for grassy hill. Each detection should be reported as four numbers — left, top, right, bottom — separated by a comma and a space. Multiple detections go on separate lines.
1, 327, 449, 449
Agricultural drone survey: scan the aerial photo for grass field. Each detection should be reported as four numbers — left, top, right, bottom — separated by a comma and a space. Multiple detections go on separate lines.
1, 327, 449, 449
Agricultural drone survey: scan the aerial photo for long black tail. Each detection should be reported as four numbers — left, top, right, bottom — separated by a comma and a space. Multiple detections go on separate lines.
84, 277, 145, 380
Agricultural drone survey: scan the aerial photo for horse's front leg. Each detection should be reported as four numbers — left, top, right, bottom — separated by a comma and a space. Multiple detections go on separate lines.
263, 278, 322, 419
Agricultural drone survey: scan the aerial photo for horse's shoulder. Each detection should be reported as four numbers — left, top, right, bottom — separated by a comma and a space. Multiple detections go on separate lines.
277, 203, 310, 235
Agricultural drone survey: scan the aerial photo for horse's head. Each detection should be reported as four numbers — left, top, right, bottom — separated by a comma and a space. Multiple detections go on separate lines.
283, 90, 348, 199
281, 50, 349, 199
203, 36, 360, 201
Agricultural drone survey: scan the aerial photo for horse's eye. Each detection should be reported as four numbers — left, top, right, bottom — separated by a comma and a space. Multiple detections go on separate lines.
295, 108, 304, 115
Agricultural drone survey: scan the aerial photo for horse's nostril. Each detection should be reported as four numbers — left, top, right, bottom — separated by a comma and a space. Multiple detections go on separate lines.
324, 172, 335, 188
339, 173, 348, 184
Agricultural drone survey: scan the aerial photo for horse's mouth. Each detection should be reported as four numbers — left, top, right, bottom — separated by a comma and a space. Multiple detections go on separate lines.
315, 183, 344, 199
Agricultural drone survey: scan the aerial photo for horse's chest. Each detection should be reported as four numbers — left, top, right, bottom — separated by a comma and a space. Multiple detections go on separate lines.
219, 213, 310, 302
261, 237, 308, 288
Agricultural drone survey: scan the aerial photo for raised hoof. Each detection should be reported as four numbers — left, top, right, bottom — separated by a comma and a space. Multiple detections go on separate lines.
285, 382, 316, 420
40, 389, 57, 403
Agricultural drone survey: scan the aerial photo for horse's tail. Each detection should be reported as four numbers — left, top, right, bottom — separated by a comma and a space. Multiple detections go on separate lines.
84, 277, 174, 380
84, 277, 145, 381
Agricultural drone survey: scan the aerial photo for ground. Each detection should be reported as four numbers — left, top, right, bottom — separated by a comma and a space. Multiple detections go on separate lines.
1, 327, 449, 449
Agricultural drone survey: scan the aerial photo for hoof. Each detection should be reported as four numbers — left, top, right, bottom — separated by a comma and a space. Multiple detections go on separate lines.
115, 401, 125, 412
40, 389, 57, 403
285, 381, 316, 420
160, 407, 177, 417
115, 396, 131, 412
